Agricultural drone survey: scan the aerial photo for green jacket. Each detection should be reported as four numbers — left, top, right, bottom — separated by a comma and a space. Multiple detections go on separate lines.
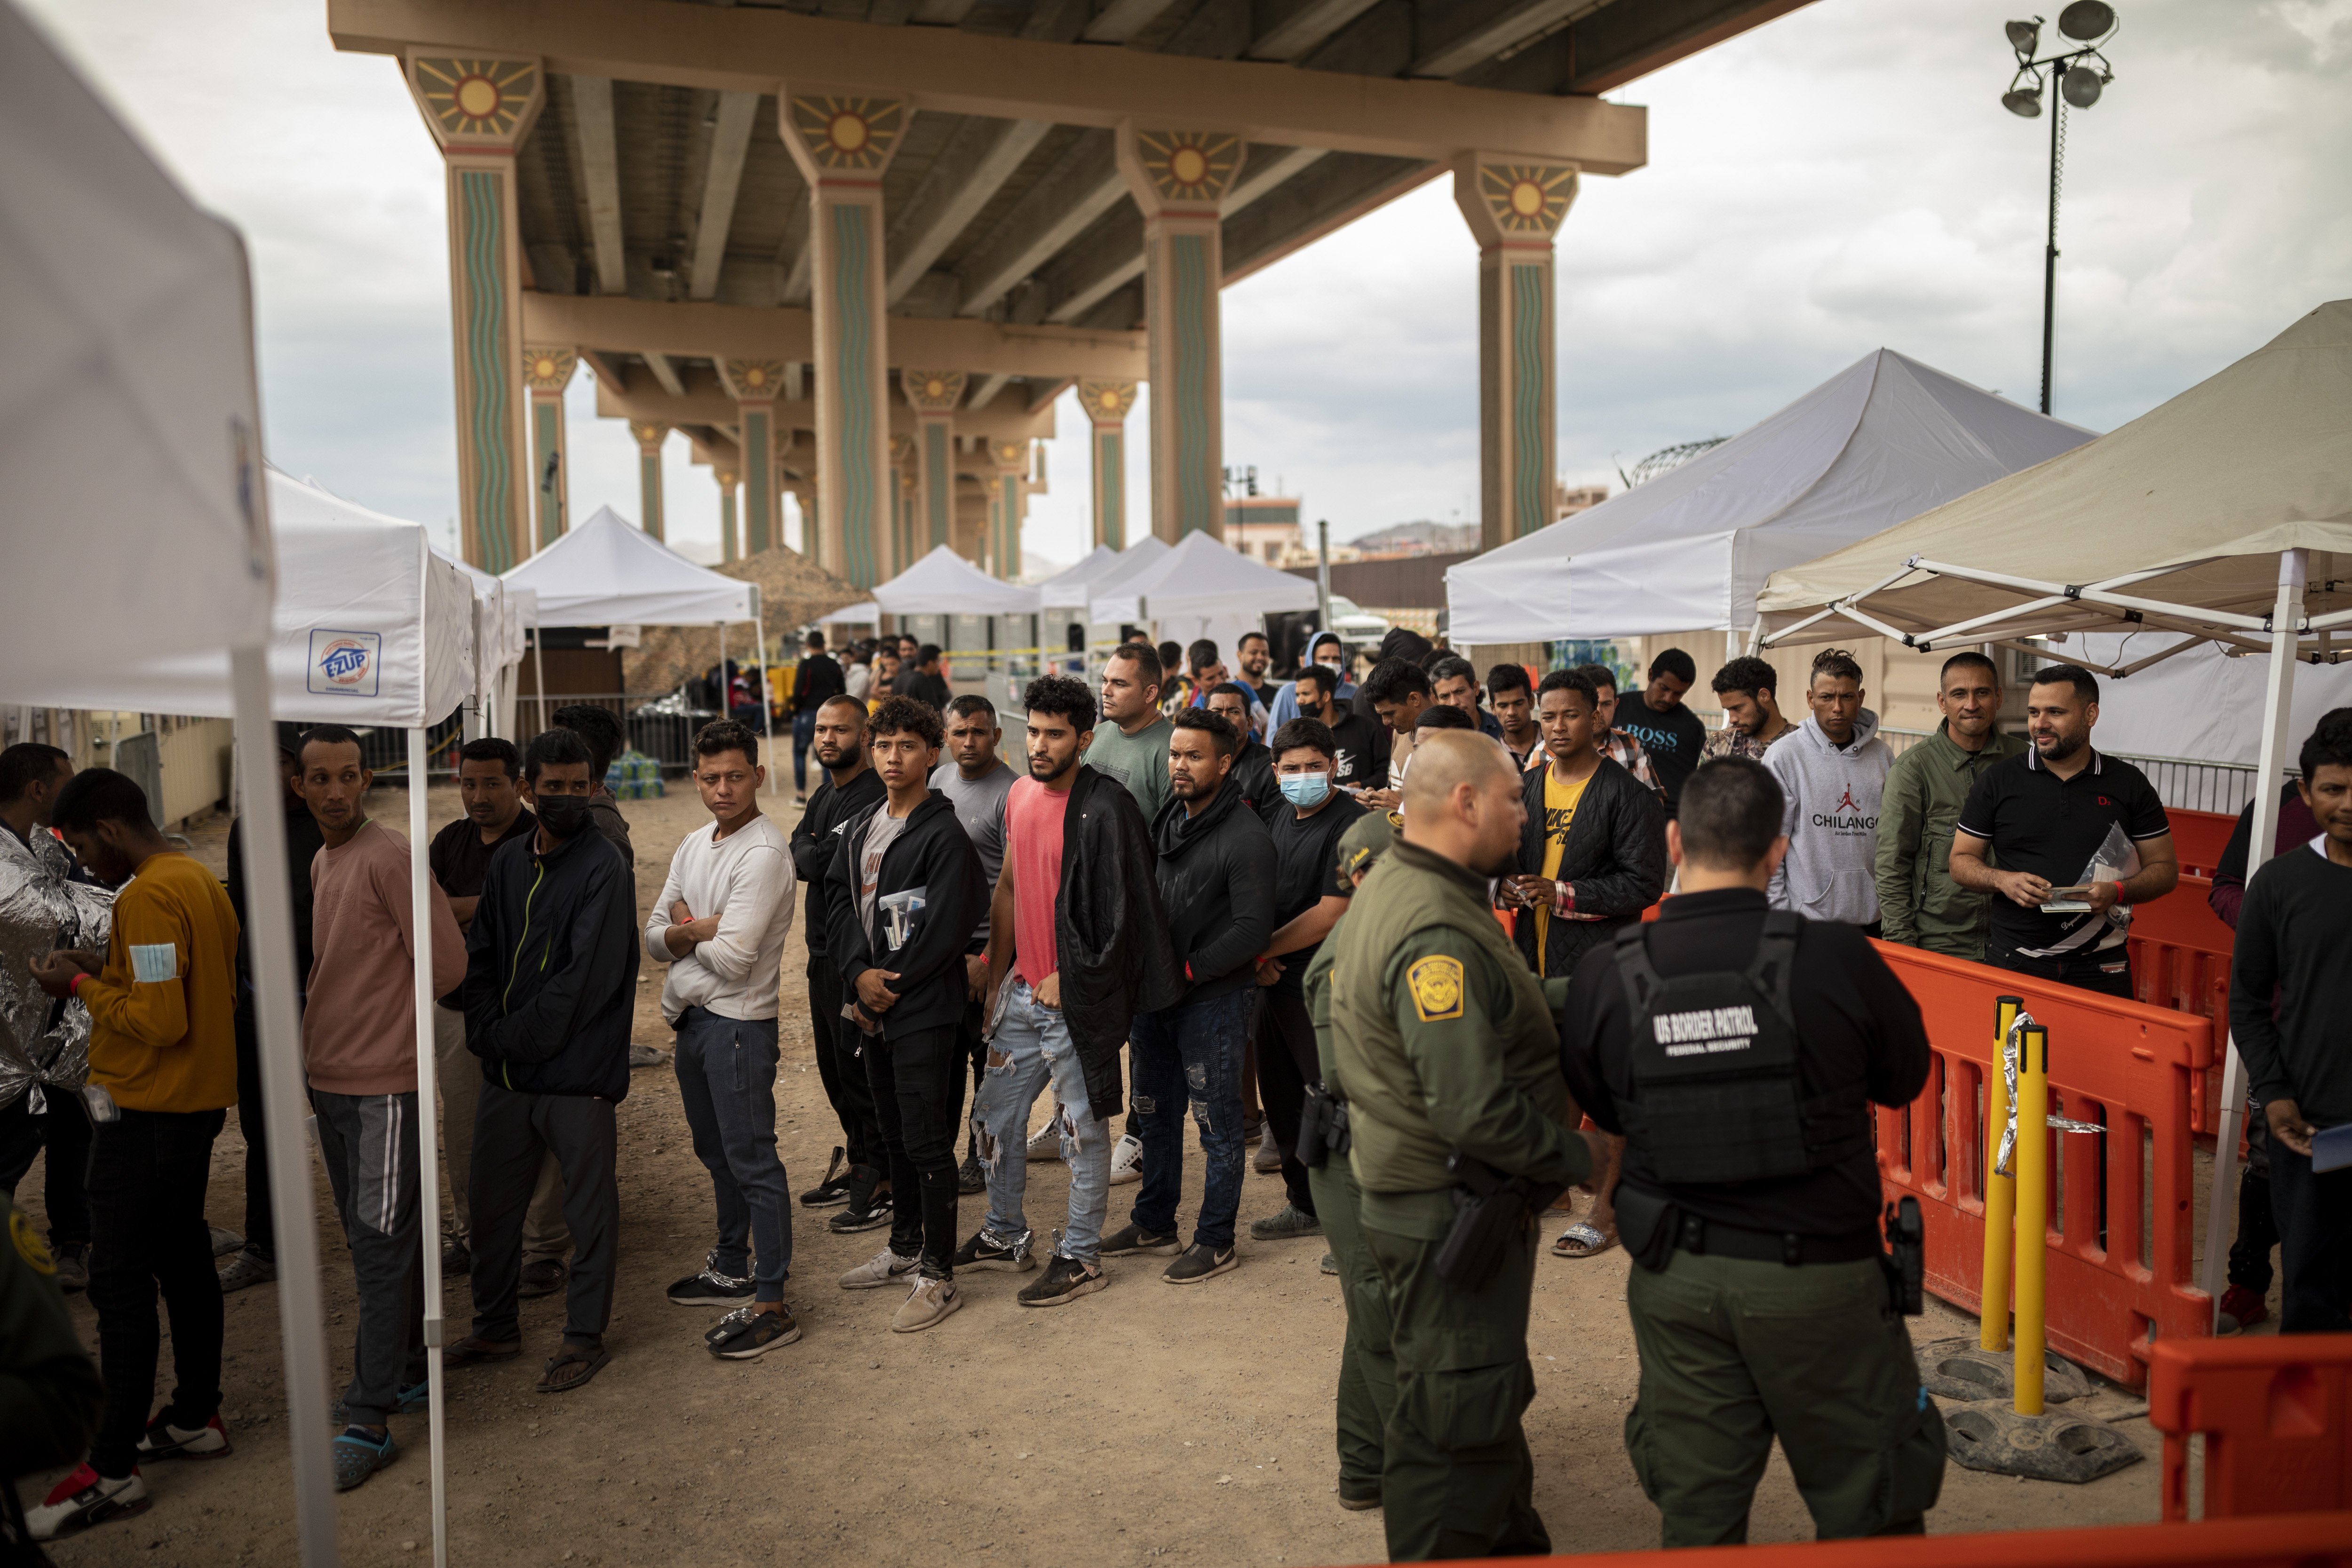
1, 1205, 103, 1480
1874, 723, 2027, 958
1329, 839, 1589, 1236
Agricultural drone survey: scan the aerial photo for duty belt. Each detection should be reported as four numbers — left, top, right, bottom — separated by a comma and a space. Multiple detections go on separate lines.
1671, 1212, 1882, 1267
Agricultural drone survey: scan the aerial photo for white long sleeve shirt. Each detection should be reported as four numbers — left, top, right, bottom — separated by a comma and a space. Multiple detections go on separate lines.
643, 815, 795, 1024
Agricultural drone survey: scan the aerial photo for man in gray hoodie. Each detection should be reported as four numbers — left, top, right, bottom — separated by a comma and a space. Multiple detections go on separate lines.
1763, 649, 1894, 931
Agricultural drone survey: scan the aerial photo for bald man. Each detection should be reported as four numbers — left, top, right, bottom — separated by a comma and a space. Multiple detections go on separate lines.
1327, 730, 1603, 1560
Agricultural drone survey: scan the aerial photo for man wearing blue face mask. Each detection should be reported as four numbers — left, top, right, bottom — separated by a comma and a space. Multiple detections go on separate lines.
1247, 718, 1367, 1242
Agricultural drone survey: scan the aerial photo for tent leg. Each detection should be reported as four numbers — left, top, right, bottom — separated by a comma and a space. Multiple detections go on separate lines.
2197, 547, 2304, 1322
718, 621, 729, 732
531, 627, 549, 737
753, 610, 777, 797
405, 730, 452, 1568
229, 648, 342, 1568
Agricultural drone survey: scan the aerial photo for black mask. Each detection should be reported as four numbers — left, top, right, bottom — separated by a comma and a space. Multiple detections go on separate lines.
534, 793, 592, 839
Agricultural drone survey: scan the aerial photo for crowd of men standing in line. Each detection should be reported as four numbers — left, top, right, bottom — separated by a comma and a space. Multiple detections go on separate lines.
2, 621, 2347, 1560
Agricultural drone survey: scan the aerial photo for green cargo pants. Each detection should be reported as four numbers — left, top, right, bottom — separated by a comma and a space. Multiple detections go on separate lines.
1624, 1249, 1947, 1548
1308, 1158, 1395, 1506
1362, 1215, 1547, 1562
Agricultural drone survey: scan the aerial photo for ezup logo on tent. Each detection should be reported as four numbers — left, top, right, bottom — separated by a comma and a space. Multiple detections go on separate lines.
308, 629, 381, 697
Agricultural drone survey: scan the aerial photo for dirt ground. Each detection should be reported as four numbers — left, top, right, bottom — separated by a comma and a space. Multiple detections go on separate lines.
13, 779, 2196, 1567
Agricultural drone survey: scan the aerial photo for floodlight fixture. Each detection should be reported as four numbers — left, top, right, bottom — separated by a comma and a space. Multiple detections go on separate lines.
2057, 1, 2115, 41
2003, 80, 2045, 117
2060, 64, 2106, 107
1997, 5, 2119, 417
2005, 18, 2042, 55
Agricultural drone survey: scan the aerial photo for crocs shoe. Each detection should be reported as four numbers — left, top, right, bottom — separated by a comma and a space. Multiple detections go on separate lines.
331, 1426, 398, 1491
217, 1248, 276, 1292
137, 1411, 232, 1461
28, 1465, 148, 1540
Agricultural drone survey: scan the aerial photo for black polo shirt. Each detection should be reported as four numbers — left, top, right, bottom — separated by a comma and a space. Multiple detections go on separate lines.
1957, 746, 2169, 957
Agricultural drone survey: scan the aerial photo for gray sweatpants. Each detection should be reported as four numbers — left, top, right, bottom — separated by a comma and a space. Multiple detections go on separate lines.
434, 1003, 570, 1263
310, 1089, 427, 1428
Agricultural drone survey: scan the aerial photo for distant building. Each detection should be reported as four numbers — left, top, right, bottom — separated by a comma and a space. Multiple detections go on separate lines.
1225, 495, 1305, 563
1556, 482, 1608, 519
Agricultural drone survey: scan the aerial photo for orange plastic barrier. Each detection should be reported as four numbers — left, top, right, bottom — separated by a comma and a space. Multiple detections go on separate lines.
2129, 875, 2237, 1137
2169, 807, 2241, 880
1872, 942, 2214, 1389
1414, 1513, 2352, 1568
2152, 1334, 2352, 1522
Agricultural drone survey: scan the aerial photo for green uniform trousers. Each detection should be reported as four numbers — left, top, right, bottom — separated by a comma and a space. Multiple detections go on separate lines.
1308, 1157, 1396, 1505
1624, 1249, 1947, 1548
1362, 1218, 1547, 1562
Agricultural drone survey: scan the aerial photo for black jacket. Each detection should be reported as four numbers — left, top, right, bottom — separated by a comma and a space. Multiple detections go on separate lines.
824, 792, 986, 1040
1152, 776, 1278, 1006
463, 827, 640, 1100
1510, 756, 1667, 980
1047, 766, 1184, 1118
791, 764, 886, 969
793, 653, 845, 714
1229, 739, 1278, 824
902, 670, 954, 712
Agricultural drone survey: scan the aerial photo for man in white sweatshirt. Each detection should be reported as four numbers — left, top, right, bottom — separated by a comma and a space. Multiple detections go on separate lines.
644, 720, 800, 1361
1764, 648, 1895, 931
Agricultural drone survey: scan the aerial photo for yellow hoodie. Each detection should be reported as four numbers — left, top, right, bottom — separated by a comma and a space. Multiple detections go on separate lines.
80, 852, 239, 1113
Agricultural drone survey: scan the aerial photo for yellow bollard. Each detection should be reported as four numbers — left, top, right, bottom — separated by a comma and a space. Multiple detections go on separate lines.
2013, 1023, 2050, 1417
1981, 996, 2022, 1353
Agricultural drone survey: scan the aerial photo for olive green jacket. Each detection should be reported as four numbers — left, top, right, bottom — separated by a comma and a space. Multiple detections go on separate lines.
1874, 723, 2027, 958
1329, 840, 1589, 1223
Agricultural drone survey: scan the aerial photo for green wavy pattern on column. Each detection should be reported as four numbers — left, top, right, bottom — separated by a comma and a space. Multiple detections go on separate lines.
1001, 474, 1020, 577
924, 422, 949, 549
742, 409, 771, 554
1097, 428, 1123, 549
832, 203, 878, 586
1510, 261, 1547, 539
532, 399, 562, 548
639, 452, 664, 541
1171, 232, 1212, 533
720, 489, 738, 563
459, 170, 515, 571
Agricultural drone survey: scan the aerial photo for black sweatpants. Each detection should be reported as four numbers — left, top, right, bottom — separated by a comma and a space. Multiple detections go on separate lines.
232, 1000, 275, 1258
0, 1088, 93, 1248
85, 1106, 226, 1478
1255, 987, 1318, 1218
468, 1081, 618, 1348
808, 960, 882, 1171
2227, 1108, 2278, 1295
863, 1022, 962, 1275
2269, 1141, 2352, 1334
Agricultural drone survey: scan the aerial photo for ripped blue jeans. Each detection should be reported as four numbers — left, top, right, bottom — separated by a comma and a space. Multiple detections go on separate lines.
970, 978, 1110, 1264
1128, 989, 1251, 1251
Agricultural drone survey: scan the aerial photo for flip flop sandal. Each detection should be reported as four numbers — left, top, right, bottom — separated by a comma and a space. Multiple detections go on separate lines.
331, 1428, 398, 1491
536, 1346, 611, 1394
1552, 1221, 1619, 1259
444, 1337, 522, 1369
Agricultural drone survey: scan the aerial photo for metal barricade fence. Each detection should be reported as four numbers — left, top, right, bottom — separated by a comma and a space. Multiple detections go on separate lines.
1872, 941, 2214, 1389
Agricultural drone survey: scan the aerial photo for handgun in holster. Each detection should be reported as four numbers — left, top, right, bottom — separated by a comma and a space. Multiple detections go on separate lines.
1881, 1195, 1924, 1315
1296, 1086, 1351, 1170
1435, 1152, 1565, 1289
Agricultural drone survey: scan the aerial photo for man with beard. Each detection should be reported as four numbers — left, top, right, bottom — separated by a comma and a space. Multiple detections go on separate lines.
789, 695, 890, 1224
1236, 631, 1279, 711
1295, 664, 1385, 796
931, 697, 1017, 1193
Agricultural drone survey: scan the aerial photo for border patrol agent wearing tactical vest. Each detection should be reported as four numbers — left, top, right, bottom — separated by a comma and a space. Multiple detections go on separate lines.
1560, 756, 1944, 1547
1329, 732, 1606, 1563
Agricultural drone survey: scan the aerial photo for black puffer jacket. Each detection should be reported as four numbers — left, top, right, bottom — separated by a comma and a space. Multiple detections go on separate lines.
1051, 766, 1184, 1118
463, 827, 641, 1100
1228, 739, 1278, 824
824, 792, 987, 1040
1152, 776, 1278, 1006
1510, 755, 1667, 981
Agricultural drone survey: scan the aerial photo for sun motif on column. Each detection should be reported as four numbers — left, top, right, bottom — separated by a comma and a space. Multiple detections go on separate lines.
788, 96, 907, 171
522, 347, 576, 394
1480, 164, 1576, 236
413, 58, 539, 142
1135, 132, 1241, 205
901, 370, 967, 413
629, 422, 666, 449
1077, 380, 1138, 423
994, 441, 1027, 471
721, 359, 788, 403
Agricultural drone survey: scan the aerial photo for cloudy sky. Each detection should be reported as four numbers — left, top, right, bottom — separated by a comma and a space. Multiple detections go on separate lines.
24, 0, 2351, 569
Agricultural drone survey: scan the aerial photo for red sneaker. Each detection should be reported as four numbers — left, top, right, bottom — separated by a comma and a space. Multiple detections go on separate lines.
27, 1464, 148, 1540
2217, 1284, 2269, 1333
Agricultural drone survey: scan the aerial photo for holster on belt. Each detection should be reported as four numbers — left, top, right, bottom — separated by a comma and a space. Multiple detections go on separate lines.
1613, 1182, 1680, 1274
1435, 1152, 1564, 1288
1297, 1086, 1351, 1169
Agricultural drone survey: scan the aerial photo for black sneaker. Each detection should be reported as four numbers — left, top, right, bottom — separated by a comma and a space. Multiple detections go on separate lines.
516, 1258, 567, 1298
1018, 1254, 1108, 1307
1099, 1221, 1182, 1257
952, 1227, 1036, 1272
441, 1236, 471, 1276
667, 1250, 757, 1305
826, 1166, 893, 1234
798, 1146, 853, 1209
705, 1305, 801, 1360
1162, 1243, 1237, 1284
1248, 1203, 1323, 1242
956, 1150, 986, 1194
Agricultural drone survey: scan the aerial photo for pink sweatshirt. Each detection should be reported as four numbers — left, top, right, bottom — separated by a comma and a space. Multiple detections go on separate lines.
305, 820, 466, 1096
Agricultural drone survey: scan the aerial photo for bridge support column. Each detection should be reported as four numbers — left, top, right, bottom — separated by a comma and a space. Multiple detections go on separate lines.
524, 347, 575, 549
1077, 379, 1137, 550
631, 422, 667, 541
1454, 153, 1577, 550
902, 371, 965, 560
990, 439, 1030, 580
721, 358, 785, 555
716, 467, 739, 563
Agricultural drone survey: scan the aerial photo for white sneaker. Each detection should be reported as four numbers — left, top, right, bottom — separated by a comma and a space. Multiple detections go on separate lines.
1025, 1122, 1063, 1162
1107, 1132, 1144, 1186
27, 1465, 148, 1540
838, 1247, 921, 1290
890, 1274, 963, 1333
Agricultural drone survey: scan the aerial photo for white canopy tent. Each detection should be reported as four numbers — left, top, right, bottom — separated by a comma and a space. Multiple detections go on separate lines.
1756, 300, 2352, 1325
503, 505, 778, 792
1446, 350, 2094, 646
0, 9, 338, 1559
1080, 535, 1174, 625
1092, 530, 1319, 661
873, 543, 1045, 615
1034, 543, 1122, 610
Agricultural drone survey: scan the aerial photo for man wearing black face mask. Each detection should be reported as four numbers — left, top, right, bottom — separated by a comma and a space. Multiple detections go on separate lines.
445, 730, 641, 1395
1295, 664, 1386, 796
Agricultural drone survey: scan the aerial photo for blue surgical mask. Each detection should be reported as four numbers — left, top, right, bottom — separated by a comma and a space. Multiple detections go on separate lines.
1279, 772, 1332, 808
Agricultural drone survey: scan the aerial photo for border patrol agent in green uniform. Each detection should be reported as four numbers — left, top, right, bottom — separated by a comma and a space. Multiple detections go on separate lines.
1559, 756, 1945, 1547
1300, 809, 1400, 1512
1328, 732, 1602, 1562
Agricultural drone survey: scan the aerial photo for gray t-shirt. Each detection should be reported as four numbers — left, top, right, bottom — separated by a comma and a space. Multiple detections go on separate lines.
1083, 715, 1174, 824
930, 759, 1017, 943
856, 808, 913, 938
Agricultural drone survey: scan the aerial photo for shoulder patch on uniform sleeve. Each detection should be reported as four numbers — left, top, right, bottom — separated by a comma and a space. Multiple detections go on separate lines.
11, 1209, 56, 1275
1406, 955, 1464, 1022
130, 943, 179, 984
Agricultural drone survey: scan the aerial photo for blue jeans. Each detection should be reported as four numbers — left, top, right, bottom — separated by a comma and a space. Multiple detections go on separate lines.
673, 1007, 792, 1298
791, 709, 818, 793
971, 979, 1110, 1264
1129, 988, 1251, 1250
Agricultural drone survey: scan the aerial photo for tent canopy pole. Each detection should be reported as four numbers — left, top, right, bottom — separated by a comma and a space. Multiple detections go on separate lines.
405, 729, 452, 1568
751, 604, 777, 797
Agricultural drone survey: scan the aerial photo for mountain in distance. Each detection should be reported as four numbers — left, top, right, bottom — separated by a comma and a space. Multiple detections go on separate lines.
1344, 520, 1480, 555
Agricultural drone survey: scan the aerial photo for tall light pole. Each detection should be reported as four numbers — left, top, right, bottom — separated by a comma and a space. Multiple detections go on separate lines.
2002, 3, 2119, 415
